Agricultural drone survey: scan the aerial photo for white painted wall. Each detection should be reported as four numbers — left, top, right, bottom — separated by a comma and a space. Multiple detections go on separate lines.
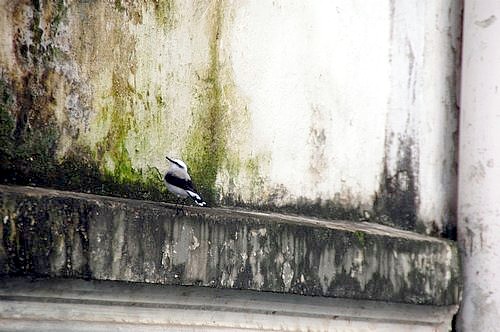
228, 1, 389, 204
458, 1, 500, 330
220, 0, 461, 233
0, 1, 462, 233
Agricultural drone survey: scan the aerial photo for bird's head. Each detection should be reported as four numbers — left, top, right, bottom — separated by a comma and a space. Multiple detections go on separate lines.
166, 156, 188, 171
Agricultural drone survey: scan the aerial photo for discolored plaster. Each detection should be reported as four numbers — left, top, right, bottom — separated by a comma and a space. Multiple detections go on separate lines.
374, 137, 420, 231
0, 1, 462, 235
0, 1, 199, 202
183, 0, 227, 204
0, 185, 461, 305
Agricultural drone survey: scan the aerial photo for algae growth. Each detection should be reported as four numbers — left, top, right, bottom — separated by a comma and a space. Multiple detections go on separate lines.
153, 0, 175, 29
183, 2, 227, 204
0, 76, 167, 201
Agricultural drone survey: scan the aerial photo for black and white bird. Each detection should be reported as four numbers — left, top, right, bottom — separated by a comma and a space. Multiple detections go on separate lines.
164, 156, 207, 207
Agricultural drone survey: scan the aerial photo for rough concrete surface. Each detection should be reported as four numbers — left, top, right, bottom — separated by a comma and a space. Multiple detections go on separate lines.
0, 277, 459, 332
0, 185, 461, 305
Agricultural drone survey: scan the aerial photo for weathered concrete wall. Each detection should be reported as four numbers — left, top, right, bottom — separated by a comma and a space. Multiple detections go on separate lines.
0, 1, 462, 234
0, 0, 211, 201
0, 185, 461, 305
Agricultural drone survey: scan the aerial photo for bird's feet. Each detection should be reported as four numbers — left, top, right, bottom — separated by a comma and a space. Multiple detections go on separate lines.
175, 205, 186, 216
174, 198, 187, 216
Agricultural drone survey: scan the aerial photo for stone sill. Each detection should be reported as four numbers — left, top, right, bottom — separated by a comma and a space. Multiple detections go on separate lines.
0, 277, 458, 332
0, 185, 461, 306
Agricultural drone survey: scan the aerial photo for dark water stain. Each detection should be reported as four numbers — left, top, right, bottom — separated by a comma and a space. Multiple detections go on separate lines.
0, 186, 462, 305
373, 137, 419, 231
1, 1, 460, 238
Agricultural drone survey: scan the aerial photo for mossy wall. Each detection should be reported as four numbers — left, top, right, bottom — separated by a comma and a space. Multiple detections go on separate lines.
0, 1, 462, 235
0, 185, 462, 305
0, 1, 231, 203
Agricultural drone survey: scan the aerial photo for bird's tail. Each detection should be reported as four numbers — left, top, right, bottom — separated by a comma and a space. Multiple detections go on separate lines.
186, 190, 207, 207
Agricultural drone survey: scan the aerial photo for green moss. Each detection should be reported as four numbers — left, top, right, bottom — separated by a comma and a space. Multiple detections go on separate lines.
114, 0, 126, 12
51, 0, 67, 34
57, 147, 168, 202
238, 196, 364, 221
156, 93, 165, 107
0, 80, 14, 163
153, 0, 175, 29
183, 3, 226, 204
0, 75, 168, 202
0, 78, 60, 184
245, 158, 261, 182
88, 72, 170, 201
33, 11, 42, 43
0, 4, 171, 203
244, 157, 266, 201
94, 72, 139, 183
354, 231, 366, 247
0, 108, 58, 186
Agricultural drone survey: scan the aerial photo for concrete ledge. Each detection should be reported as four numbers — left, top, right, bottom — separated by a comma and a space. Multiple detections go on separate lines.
0, 277, 458, 331
0, 185, 461, 305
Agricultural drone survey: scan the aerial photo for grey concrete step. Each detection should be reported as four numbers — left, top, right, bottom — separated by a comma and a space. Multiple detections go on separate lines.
0, 185, 461, 305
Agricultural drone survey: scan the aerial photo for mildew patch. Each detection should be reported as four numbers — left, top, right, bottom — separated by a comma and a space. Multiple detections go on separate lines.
0, 1, 460, 238
183, 1, 227, 205
152, 0, 175, 29
308, 105, 329, 186
0, 1, 178, 202
374, 137, 420, 231
0, 185, 462, 305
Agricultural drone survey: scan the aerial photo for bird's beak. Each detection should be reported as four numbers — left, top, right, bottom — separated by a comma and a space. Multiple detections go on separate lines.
166, 156, 174, 163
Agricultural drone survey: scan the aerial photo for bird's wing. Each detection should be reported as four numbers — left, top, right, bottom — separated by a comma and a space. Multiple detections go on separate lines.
165, 173, 197, 192
165, 173, 207, 206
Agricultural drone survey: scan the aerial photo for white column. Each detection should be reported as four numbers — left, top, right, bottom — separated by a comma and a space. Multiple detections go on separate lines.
458, 1, 500, 331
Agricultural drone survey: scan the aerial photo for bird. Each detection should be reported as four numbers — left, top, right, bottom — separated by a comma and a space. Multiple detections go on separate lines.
164, 156, 207, 208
